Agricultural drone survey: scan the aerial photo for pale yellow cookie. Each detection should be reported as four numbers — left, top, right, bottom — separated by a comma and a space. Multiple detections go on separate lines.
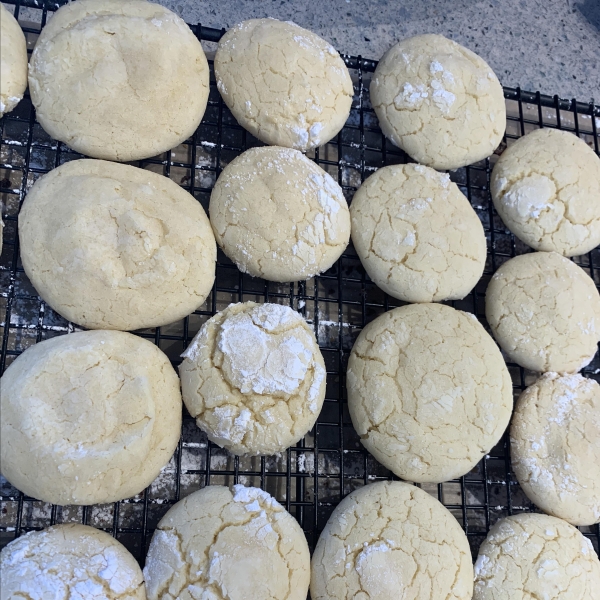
311, 481, 473, 600
144, 485, 310, 600
0, 4, 28, 117
473, 513, 600, 599
491, 128, 600, 257
180, 302, 326, 455
28, 0, 209, 161
371, 34, 505, 170
350, 163, 486, 302
210, 146, 350, 282
485, 251, 600, 372
0, 330, 181, 505
347, 303, 513, 483
19, 159, 216, 331
215, 19, 353, 151
511, 373, 600, 526
0, 524, 145, 599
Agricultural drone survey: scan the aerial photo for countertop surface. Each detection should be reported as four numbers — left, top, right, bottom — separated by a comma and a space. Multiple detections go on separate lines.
158, 0, 600, 103
7, 0, 600, 103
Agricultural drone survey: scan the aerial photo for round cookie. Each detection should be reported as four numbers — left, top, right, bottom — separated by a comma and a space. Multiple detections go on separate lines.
144, 484, 310, 600
0, 330, 181, 505
311, 481, 473, 600
215, 19, 353, 151
19, 159, 216, 331
28, 0, 210, 161
491, 128, 600, 257
0, 4, 28, 117
371, 34, 506, 170
180, 302, 326, 455
0, 524, 145, 599
210, 146, 351, 282
473, 513, 600, 600
510, 373, 600, 526
485, 251, 600, 373
350, 163, 486, 302
347, 303, 513, 483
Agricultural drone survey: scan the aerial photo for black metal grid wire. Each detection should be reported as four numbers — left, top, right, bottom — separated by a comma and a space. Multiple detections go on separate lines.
1, 0, 600, 575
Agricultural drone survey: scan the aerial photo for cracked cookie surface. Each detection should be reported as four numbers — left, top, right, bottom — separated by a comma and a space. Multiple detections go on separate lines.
209, 146, 350, 282
180, 302, 326, 456
485, 251, 600, 373
491, 128, 600, 257
0, 4, 27, 117
19, 159, 216, 331
370, 34, 505, 170
214, 19, 353, 151
0, 330, 181, 505
350, 163, 486, 302
510, 373, 600, 526
473, 513, 600, 599
0, 524, 145, 599
347, 303, 512, 483
28, 0, 210, 161
310, 481, 473, 600
144, 484, 310, 600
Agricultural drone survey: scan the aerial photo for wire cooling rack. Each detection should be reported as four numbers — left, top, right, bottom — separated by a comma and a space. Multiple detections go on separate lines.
1, 0, 599, 574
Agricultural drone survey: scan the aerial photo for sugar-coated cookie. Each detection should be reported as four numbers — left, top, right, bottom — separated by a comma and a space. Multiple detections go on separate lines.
347, 303, 513, 483
311, 481, 473, 600
371, 34, 505, 170
144, 485, 310, 600
485, 251, 600, 373
180, 302, 326, 455
0, 4, 28, 117
215, 19, 353, 151
350, 163, 486, 302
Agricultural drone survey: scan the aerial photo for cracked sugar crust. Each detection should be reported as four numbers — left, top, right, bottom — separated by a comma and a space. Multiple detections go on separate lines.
310, 481, 473, 600
0, 524, 145, 600
473, 513, 600, 600
510, 373, 600, 526
491, 128, 600, 257
0, 4, 27, 117
347, 303, 512, 483
179, 302, 326, 456
209, 146, 351, 282
28, 0, 210, 162
370, 34, 506, 170
350, 163, 486, 303
18, 159, 216, 331
214, 19, 353, 151
0, 330, 181, 505
485, 251, 600, 373
144, 484, 310, 600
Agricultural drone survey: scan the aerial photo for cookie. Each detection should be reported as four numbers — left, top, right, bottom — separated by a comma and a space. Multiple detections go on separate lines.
511, 373, 600, 526
180, 302, 326, 455
0, 524, 145, 599
144, 485, 310, 600
371, 34, 506, 170
19, 159, 216, 331
350, 163, 486, 302
473, 513, 600, 599
347, 303, 513, 483
28, 0, 210, 161
311, 481, 473, 600
215, 19, 353, 151
0, 4, 28, 117
491, 128, 600, 257
485, 251, 600, 373
210, 146, 351, 282
0, 330, 181, 505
